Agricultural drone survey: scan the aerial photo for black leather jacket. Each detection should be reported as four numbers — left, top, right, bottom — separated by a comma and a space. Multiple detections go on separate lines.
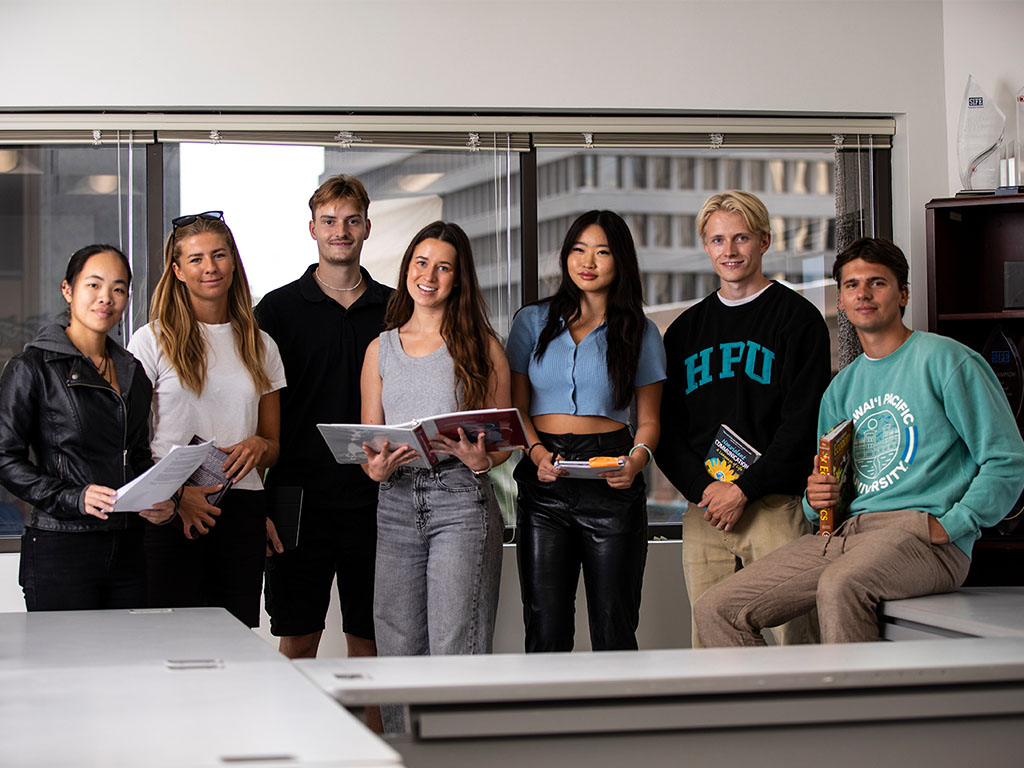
0, 324, 154, 532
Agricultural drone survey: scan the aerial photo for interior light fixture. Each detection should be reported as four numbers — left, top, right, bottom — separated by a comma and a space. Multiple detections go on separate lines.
397, 172, 444, 193
75, 176, 118, 195
0, 150, 18, 173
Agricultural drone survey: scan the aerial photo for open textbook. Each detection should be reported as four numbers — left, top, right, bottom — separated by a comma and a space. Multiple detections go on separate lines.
318, 408, 529, 469
113, 440, 214, 512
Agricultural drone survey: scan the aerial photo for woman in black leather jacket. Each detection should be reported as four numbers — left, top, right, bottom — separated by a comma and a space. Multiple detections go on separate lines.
0, 244, 175, 611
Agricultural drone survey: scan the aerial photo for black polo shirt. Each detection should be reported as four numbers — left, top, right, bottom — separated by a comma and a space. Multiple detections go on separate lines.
255, 264, 392, 509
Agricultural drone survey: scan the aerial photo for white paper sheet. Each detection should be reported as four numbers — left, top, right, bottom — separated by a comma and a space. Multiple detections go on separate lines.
113, 441, 214, 512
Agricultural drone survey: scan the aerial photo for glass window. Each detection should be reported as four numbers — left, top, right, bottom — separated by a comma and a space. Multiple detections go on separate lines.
679, 214, 697, 247
769, 159, 787, 194
700, 158, 719, 190
163, 140, 521, 525
653, 157, 671, 190
631, 156, 648, 189
724, 159, 742, 190
652, 214, 672, 248
628, 214, 649, 247
2, 121, 889, 543
536, 146, 839, 530
748, 159, 766, 192
0, 142, 146, 538
677, 157, 696, 189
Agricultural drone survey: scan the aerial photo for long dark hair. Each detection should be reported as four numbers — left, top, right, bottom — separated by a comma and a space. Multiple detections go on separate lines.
386, 221, 497, 410
533, 210, 646, 411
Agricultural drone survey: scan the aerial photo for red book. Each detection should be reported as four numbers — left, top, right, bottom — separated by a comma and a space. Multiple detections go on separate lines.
318, 408, 529, 469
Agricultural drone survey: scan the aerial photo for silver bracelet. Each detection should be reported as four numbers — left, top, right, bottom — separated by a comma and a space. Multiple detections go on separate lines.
472, 455, 494, 475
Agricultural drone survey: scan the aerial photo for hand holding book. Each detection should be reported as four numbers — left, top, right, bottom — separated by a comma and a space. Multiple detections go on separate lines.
429, 427, 493, 473
806, 454, 842, 510
811, 419, 853, 535
363, 440, 419, 482
320, 408, 529, 470
702, 424, 758, 531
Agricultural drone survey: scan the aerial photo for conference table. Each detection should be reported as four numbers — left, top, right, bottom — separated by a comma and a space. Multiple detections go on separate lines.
881, 586, 1024, 640
297, 637, 1024, 768
7, 592, 1024, 768
0, 607, 401, 768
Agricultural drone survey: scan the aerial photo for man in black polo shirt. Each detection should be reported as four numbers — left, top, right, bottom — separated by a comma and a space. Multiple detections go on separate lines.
256, 175, 390, 678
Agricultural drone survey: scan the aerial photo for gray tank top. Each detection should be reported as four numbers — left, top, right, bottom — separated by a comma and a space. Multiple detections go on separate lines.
379, 328, 461, 423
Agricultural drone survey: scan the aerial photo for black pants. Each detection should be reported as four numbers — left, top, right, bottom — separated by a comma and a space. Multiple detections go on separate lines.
20, 525, 146, 611
145, 489, 267, 627
514, 428, 648, 652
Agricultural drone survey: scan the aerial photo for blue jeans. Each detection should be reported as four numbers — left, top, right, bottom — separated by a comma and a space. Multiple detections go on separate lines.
374, 460, 502, 658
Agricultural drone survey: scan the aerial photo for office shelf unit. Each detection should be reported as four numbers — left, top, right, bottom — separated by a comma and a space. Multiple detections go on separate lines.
926, 193, 1024, 585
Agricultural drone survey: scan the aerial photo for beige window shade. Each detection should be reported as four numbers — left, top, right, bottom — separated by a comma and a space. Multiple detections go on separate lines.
156, 130, 531, 151
0, 130, 156, 145
0, 114, 894, 149
533, 132, 891, 151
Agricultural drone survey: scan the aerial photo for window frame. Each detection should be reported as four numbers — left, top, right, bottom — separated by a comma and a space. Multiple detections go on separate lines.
0, 113, 896, 545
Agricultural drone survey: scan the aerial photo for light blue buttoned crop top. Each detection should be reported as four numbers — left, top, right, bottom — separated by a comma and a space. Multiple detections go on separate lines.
505, 302, 667, 422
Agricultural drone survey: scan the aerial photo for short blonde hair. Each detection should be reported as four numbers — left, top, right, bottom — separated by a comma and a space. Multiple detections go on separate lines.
697, 190, 771, 242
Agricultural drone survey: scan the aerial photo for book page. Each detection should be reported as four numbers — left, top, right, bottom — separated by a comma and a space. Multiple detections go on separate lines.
114, 441, 214, 512
421, 408, 529, 450
317, 423, 435, 468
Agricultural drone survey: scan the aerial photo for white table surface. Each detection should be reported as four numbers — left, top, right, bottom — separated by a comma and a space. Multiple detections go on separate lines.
881, 587, 1024, 638
0, 607, 402, 768
0, 607, 283, 670
0, 662, 399, 768
296, 636, 1024, 706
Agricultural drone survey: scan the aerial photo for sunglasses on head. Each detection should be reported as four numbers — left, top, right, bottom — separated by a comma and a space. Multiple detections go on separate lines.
171, 210, 225, 229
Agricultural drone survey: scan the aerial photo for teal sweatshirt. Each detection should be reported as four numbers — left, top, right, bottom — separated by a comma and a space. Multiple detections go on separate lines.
803, 331, 1024, 557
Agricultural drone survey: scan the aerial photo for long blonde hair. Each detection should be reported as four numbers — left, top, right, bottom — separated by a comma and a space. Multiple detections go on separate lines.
149, 216, 270, 396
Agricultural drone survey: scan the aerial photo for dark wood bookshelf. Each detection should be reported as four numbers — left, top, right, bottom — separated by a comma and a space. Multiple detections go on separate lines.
926, 194, 1024, 584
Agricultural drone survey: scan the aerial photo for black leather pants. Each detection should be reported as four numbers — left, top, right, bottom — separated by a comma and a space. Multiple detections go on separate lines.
514, 428, 648, 652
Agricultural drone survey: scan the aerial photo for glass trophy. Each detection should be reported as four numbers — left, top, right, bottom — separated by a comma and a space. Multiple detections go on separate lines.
1017, 85, 1023, 186
957, 75, 1005, 190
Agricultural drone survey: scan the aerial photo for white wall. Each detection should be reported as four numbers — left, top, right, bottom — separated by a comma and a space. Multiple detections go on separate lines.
253, 541, 690, 655
2, 544, 689, 653
942, 0, 1024, 194
0, 0, 1018, 645
3, 0, 950, 327
0, 554, 23, 613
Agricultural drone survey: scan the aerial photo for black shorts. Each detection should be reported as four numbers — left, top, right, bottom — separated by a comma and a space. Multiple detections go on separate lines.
264, 501, 377, 639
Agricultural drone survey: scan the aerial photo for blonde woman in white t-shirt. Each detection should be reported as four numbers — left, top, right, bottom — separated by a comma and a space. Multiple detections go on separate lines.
128, 211, 286, 627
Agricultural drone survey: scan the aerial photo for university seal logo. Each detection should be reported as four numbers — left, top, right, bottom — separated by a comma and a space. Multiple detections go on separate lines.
854, 410, 901, 481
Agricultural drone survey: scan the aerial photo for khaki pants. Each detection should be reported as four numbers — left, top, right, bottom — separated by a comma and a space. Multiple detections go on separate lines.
693, 509, 972, 646
682, 493, 818, 648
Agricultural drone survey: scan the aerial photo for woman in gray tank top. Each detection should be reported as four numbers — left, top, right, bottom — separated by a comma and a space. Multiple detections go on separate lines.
360, 221, 511, 731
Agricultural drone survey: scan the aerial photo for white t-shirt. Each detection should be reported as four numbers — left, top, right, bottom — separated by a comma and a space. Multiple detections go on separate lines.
128, 322, 287, 491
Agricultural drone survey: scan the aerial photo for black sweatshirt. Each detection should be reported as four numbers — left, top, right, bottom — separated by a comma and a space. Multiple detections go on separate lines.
655, 282, 831, 504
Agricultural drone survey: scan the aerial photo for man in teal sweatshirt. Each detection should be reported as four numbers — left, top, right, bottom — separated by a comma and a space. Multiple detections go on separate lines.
694, 237, 1024, 644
